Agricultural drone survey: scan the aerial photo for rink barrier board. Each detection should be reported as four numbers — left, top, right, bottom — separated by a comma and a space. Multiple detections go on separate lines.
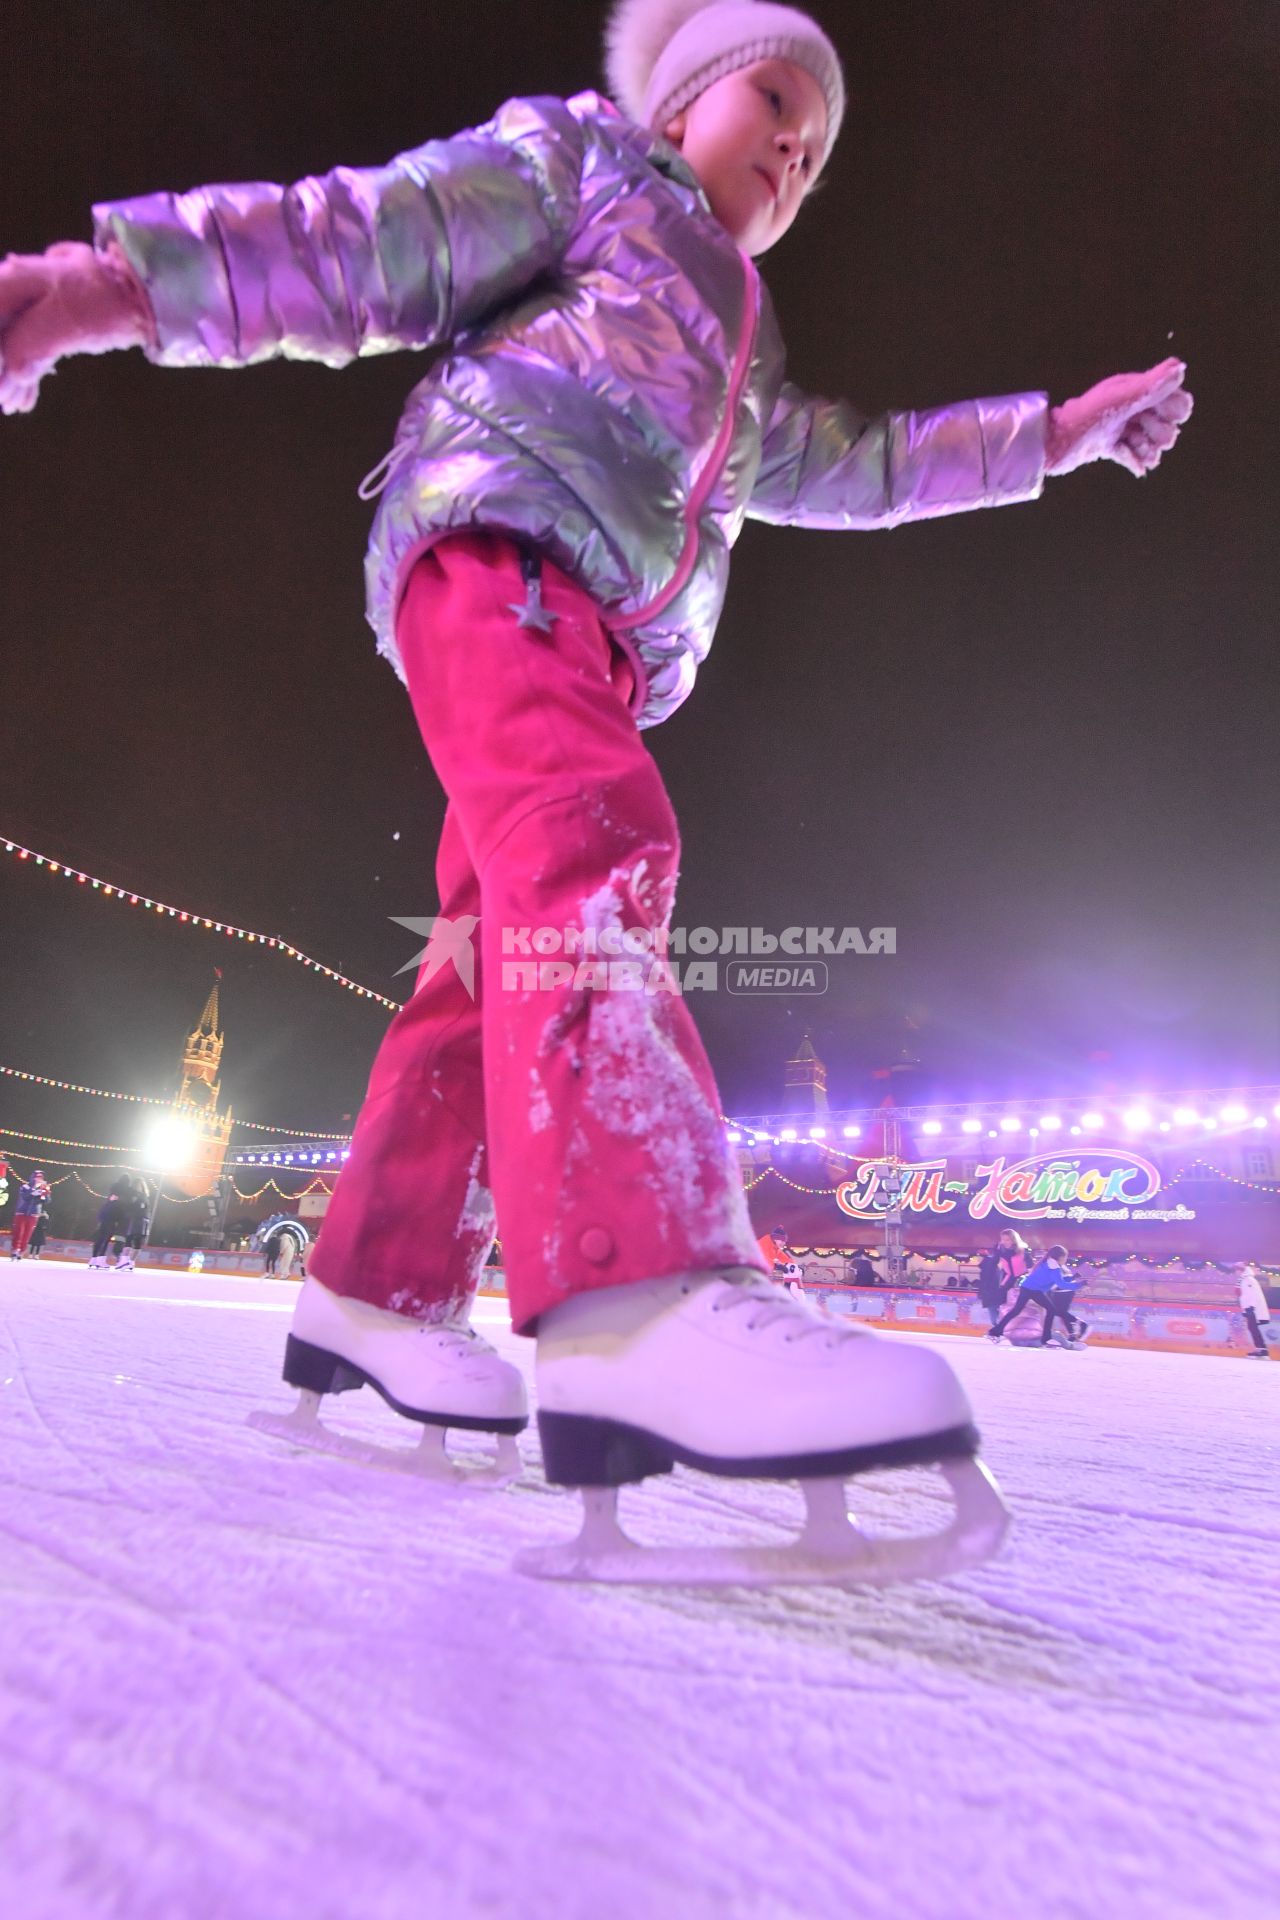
8, 1240, 1271, 1357
804, 1284, 1270, 1358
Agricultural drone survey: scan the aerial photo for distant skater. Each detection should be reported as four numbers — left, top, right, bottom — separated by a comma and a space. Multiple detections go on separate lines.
988, 1245, 1074, 1344
1238, 1264, 1272, 1358
9, 1169, 52, 1259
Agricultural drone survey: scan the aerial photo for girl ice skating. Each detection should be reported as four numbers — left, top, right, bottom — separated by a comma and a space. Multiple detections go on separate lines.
0, 0, 1192, 1582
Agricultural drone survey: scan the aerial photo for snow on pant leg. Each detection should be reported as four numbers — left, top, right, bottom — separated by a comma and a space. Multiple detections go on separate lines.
308, 803, 495, 1320
395, 534, 764, 1333
11, 1214, 36, 1255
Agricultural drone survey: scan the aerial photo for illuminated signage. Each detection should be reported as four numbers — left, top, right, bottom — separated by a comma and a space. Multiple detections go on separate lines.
836, 1150, 1196, 1223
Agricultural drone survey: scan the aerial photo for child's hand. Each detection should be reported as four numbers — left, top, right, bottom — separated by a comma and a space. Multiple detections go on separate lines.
0, 241, 153, 416
1045, 358, 1193, 479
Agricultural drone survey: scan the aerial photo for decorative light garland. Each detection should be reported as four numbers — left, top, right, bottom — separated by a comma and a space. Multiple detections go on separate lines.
73, 1170, 334, 1204
754, 1166, 847, 1196
1173, 1158, 1280, 1195
0, 1065, 352, 1142
0, 1147, 336, 1204
0, 1125, 142, 1152
2, 837, 402, 1012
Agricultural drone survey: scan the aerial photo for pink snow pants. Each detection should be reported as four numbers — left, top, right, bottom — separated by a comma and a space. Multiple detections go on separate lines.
309, 534, 763, 1333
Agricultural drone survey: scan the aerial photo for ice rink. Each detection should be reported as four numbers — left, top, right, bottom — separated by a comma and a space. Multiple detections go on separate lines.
1, 1260, 1276, 1920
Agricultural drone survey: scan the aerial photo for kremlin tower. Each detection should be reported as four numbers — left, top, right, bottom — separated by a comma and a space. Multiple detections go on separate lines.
170, 977, 234, 1199
782, 1033, 829, 1115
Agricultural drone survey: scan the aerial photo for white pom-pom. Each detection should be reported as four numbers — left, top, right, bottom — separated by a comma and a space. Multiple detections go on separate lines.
604, 0, 733, 123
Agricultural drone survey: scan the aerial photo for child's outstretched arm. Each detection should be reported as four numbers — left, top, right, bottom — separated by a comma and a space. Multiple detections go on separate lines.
747, 361, 1191, 530
0, 98, 585, 416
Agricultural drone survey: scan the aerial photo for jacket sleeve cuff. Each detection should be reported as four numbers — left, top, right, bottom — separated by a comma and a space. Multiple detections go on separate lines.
893, 391, 1048, 520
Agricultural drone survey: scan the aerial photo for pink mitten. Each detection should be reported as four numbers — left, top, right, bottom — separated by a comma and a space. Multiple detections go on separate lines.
0, 240, 156, 416
1045, 357, 1193, 479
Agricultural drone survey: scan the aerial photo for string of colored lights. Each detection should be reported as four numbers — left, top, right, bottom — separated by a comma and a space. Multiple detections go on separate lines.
1, 1126, 139, 1152
1173, 1158, 1280, 1195
71, 1172, 335, 1204
0, 1065, 352, 1141
1, 837, 402, 1012
725, 1095, 1280, 1144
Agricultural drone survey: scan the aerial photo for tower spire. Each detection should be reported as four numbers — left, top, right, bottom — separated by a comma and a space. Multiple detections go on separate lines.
783, 1032, 830, 1114
170, 975, 233, 1200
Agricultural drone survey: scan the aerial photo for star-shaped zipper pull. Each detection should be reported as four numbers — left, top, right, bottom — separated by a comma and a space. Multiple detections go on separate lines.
508, 553, 559, 633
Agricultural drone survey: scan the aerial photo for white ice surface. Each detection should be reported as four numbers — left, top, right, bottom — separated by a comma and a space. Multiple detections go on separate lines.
1, 1261, 1276, 1920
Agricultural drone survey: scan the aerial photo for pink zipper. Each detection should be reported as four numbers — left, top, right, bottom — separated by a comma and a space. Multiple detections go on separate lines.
605, 250, 760, 633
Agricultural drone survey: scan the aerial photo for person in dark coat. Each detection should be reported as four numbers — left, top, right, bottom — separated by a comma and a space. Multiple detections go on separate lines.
28, 1200, 51, 1257
975, 1248, 1009, 1328
114, 1179, 151, 1272
89, 1176, 134, 1268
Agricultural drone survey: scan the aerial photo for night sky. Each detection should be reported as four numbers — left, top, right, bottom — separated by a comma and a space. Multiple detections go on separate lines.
2, 0, 1277, 1172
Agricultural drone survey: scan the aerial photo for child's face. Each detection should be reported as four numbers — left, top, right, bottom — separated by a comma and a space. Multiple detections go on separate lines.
664, 58, 828, 257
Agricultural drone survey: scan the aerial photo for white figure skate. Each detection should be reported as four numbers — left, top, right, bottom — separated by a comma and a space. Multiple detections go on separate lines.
114, 1246, 137, 1273
249, 1276, 526, 1485
87, 1254, 110, 1270
518, 1271, 1008, 1587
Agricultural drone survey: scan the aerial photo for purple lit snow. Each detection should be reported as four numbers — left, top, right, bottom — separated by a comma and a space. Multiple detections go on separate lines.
1, 1261, 1276, 1918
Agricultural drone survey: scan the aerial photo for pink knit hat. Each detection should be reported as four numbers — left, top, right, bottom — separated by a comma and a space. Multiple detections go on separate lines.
605, 0, 846, 168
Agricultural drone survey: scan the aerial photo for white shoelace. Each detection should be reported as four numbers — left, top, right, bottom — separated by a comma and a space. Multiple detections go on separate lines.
705, 1275, 860, 1349
422, 1322, 495, 1358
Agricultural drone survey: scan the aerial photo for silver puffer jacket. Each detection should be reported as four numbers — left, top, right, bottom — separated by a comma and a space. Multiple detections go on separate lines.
93, 91, 1048, 729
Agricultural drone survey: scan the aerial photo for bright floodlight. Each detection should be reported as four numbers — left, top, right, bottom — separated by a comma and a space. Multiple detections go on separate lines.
1220, 1103, 1248, 1123
1172, 1107, 1198, 1125
1202, 1118, 1218, 1130
780, 1127, 798, 1142
921, 1120, 942, 1135
142, 1113, 198, 1170
842, 1125, 860, 1138
1039, 1115, 1061, 1130
1252, 1116, 1267, 1129
1123, 1107, 1152, 1130
809, 1126, 827, 1139
961, 1118, 983, 1134
999, 1116, 1021, 1132
1080, 1111, 1104, 1129
726, 1130, 742, 1142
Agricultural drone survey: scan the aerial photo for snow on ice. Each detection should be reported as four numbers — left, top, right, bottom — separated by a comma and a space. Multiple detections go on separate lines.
1, 1260, 1277, 1920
